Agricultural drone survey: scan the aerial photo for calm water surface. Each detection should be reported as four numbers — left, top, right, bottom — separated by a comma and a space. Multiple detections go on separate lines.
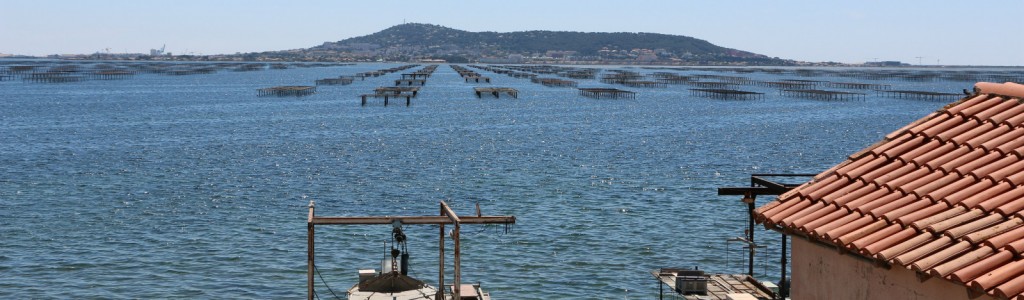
0, 62, 977, 298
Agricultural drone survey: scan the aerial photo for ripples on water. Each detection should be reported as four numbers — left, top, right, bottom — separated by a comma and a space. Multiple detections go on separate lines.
0, 63, 974, 298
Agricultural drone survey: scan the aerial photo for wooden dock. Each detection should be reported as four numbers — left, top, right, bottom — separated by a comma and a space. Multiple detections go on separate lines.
360, 94, 413, 106
474, 87, 518, 99
578, 88, 636, 99
882, 90, 963, 101
315, 76, 354, 86
689, 89, 764, 100
395, 79, 427, 86
531, 77, 577, 87
651, 269, 776, 300
257, 86, 316, 97
781, 89, 865, 101
824, 82, 891, 90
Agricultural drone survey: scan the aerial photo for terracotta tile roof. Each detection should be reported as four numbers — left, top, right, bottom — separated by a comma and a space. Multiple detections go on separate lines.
755, 82, 1024, 299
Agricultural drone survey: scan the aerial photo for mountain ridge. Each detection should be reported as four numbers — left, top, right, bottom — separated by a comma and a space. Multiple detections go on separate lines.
271, 23, 794, 65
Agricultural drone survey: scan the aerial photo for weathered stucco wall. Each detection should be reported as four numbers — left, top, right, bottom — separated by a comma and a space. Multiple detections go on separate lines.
790, 238, 996, 300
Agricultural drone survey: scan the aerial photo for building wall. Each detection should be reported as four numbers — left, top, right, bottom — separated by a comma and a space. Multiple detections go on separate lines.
790, 238, 996, 300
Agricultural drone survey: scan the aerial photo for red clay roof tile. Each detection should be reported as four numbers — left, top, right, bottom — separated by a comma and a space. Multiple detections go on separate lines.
988, 100, 1024, 124
910, 173, 962, 198
965, 125, 1013, 149
870, 132, 916, 157
960, 181, 1015, 210
985, 224, 1024, 249
753, 83, 1024, 299
876, 231, 936, 262
849, 190, 903, 215
936, 121, 984, 144
946, 94, 996, 116
910, 205, 969, 231
797, 207, 849, 232
963, 218, 1024, 246
881, 199, 933, 223
911, 240, 972, 272
949, 250, 1013, 284
831, 184, 883, 207
956, 97, 1005, 119
944, 214, 1005, 239
987, 160, 1024, 183
924, 177, 978, 202
907, 113, 955, 136
1002, 114, 1024, 128
911, 142, 959, 168
1004, 238, 1024, 256
810, 213, 863, 239
859, 160, 907, 184
929, 247, 995, 278
925, 146, 974, 172
784, 203, 840, 228
992, 275, 1024, 300
944, 150, 998, 176
766, 198, 815, 224
892, 236, 954, 267
1005, 171, 1024, 187
969, 156, 1021, 180
980, 129, 1024, 152
895, 202, 952, 227
978, 185, 1024, 214
995, 197, 1024, 218
995, 137, 1024, 155
972, 99, 1018, 122
860, 227, 917, 256
867, 194, 917, 218
821, 180, 868, 204
897, 172, 948, 195
839, 155, 889, 180
779, 201, 827, 227
926, 209, 986, 233
921, 118, 966, 140
834, 218, 888, 245
798, 175, 842, 199
951, 123, 1000, 147
943, 179, 996, 206
849, 223, 905, 251
898, 140, 943, 164
969, 258, 1024, 293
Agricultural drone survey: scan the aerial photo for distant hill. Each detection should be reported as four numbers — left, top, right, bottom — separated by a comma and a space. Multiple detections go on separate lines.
263, 23, 794, 65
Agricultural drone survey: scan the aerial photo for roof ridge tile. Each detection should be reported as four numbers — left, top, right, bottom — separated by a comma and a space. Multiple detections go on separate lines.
976, 82, 1024, 100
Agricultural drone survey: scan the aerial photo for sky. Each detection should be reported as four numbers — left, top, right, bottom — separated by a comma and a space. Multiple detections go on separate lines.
1, 0, 1022, 66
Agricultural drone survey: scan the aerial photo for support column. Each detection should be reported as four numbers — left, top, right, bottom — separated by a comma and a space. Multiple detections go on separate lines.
307, 201, 315, 300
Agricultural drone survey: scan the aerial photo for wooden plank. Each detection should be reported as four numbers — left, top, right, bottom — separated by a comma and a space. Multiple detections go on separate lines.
311, 215, 514, 225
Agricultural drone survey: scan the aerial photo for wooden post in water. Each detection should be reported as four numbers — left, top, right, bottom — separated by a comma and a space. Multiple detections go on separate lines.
307, 201, 315, 300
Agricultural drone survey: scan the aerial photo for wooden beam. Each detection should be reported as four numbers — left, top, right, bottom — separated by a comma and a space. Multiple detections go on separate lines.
311, 215, 514, 225
441, 201, 462, 300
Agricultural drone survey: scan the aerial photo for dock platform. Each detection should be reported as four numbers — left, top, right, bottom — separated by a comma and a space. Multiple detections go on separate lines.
474, 87, 518, 99
651, 269, 776, 300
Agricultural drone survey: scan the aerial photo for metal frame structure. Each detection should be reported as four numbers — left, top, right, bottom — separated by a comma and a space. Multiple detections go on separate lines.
718, 173, 814, 300
307, 200, 515, 300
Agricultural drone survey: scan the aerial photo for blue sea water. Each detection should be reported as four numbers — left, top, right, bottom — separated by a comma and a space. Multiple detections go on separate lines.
0, 62, 990, 298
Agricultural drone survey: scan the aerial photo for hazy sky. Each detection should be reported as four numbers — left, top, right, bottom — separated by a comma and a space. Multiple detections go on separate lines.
2, 0, 1021, 66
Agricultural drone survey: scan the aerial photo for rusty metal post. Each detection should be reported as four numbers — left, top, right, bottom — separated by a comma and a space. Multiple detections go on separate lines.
307, 201, 315, 300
